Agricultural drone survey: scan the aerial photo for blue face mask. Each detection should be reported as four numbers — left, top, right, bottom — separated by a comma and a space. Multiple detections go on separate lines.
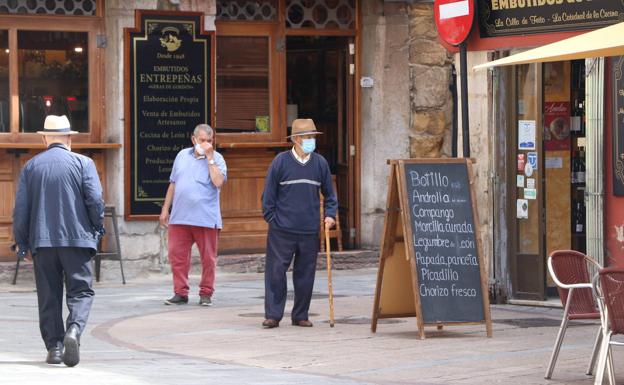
301, 138, 316, 154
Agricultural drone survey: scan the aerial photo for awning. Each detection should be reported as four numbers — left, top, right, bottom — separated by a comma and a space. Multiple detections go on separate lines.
473, 22, 624, 70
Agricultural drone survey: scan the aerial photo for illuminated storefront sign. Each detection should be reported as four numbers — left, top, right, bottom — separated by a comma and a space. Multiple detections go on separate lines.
478, 0, 624, 37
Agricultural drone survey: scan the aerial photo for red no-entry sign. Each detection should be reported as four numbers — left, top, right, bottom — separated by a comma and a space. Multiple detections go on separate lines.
434, 0, 475, 46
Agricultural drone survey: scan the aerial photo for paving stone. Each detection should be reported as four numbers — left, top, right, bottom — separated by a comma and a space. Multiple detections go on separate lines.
0, 269, 619, 384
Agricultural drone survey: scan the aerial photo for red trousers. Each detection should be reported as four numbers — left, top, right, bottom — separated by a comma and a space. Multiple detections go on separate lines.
168, 224, 219, 297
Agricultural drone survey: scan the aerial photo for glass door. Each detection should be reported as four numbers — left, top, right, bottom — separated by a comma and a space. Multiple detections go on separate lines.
510, 63, 546, 300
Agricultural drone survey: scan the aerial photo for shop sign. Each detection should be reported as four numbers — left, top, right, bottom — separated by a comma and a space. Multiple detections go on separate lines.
544, 102, 571, 151
545, 156, 563, 169
527, 152, 538, 170
477, 0, 624, 38
518, 120, 536, 150
124, 11, 215, 219
613, 56, 624, 196
517, 198, 528, 219
524, 188, 537, 200
517, 153, 526, 172
372, 159, 492, 338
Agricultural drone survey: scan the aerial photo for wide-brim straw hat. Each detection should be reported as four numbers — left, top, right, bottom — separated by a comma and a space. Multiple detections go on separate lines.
37, 115, 78, 135
287, 118, 323, 138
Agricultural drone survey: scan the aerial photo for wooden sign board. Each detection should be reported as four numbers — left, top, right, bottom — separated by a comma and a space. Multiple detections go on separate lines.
124, 10, 215, 220
371, 159, 492, 339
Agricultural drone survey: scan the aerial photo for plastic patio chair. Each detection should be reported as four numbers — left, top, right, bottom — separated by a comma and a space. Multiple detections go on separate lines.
545, 250, 602, 380
593, 267, 624, 385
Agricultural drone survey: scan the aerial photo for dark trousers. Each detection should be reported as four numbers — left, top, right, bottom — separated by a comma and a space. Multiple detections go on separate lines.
33, 247, 94, 350
264, 226, 319, 322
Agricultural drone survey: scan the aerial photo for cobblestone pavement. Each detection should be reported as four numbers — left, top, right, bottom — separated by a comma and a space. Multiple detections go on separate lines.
0, 268, 619, 384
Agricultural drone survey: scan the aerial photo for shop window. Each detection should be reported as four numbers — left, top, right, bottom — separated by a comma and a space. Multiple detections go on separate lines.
0, 30, 7, 133
0, 0, 96, 15
216, 36, 270, 133
18, 31, 88, 133
217, 0, 277, 21
286, 0, 355, 30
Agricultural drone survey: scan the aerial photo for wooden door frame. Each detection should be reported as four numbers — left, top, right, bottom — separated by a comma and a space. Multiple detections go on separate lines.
354, 1, 362, 247
279, 0, 361, 247
284, 34, 359, 248
214, 0, 362, 248
282, 6, 361, 248
507, 63, 546, 300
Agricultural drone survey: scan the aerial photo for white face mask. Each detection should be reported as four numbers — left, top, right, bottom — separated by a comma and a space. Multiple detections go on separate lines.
195, 143, 205, 156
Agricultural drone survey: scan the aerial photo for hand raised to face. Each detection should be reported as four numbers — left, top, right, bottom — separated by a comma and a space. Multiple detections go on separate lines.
199, 140, 214, 156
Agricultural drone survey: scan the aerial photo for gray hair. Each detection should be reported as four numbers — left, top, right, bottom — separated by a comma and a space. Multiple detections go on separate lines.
193, 124, 213, 137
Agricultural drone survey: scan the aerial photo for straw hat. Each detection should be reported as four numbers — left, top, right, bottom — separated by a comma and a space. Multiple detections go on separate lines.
37, 115, 78, 136
287, 119, 323, 138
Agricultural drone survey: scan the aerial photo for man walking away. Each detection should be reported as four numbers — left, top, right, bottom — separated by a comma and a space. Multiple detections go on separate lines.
13, 115, 105, 367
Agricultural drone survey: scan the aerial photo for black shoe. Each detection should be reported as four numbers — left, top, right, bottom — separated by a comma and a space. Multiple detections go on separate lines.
62, 324, 80, 367
46, 342, 63, 365
199, 295, 212, 306
164, 294, 188, 305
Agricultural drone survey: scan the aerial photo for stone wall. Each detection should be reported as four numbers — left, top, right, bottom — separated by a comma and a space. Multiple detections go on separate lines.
407, 4, 453, 158
360, 1, 412, 248
359, 1, 454, 248
359, 1, 494, 280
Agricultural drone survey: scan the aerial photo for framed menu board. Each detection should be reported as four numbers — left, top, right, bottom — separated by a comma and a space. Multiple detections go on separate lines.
124, 10, 215, 219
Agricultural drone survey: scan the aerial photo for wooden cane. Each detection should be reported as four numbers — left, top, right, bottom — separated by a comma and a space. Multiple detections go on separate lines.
325, 226, 335, 327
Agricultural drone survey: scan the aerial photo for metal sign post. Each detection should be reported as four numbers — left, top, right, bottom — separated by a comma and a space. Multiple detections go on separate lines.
434, 0, 475, 157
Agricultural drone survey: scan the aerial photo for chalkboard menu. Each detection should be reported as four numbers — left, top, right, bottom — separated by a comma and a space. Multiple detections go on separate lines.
124, 10, 214, 219
477, 0, 624, 38
403, 162, 484, 323
371, 159, 491, 339
613, 56, 624, 196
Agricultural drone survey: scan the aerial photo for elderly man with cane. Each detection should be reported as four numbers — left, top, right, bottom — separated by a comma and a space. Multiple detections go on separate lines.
261, 118, 337, 328
13, 115, 104, 367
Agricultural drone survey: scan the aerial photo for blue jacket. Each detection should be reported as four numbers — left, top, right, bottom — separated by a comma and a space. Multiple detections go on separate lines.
262, 150, 337, 235
13, 143, 105, 253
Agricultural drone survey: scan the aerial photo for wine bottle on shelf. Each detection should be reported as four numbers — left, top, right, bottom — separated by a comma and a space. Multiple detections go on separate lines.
571, 98, 582, 133
574, 202, 585, 233
579, 100, 586, 136
571, 150, 578, 184
578, 150, 586, 184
